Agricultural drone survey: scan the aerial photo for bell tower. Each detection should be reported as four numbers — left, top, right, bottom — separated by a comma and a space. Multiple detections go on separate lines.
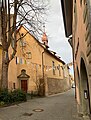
42, 25, 48, 46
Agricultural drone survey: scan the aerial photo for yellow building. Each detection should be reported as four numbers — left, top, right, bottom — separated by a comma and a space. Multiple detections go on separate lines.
0, 26, 71, 95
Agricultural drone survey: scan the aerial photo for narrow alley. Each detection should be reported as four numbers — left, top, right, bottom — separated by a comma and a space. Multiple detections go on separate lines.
0, 89, 82, 120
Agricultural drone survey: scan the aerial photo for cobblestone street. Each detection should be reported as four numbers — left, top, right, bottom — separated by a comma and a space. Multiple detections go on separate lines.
0, 89, 83, 120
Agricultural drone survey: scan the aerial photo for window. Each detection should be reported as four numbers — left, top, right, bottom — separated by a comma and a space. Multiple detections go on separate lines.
26, 52, 32, 59
58, 65, 61, 76
74, 1, 77, 32
19, 40, 26, 47
13, 83, 16, 89
52, 61, 55, 75
21, 33, 24, 36
80, 0, 82, 6
84, 0, 85, 4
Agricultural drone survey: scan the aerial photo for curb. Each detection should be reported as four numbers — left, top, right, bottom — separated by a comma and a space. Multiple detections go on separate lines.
46, 88, 72, 97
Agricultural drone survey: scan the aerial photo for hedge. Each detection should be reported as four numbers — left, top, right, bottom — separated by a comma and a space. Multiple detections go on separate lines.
0, 89, 27, 105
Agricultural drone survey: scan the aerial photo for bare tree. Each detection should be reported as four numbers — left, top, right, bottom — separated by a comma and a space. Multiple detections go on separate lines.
0, 0, 48, 89
33, 75, 45, 96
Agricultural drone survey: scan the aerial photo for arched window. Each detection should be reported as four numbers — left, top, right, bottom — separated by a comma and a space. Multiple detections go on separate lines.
80, 0, 82, 6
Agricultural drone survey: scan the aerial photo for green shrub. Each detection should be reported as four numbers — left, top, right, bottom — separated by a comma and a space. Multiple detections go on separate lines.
0, 89, 11, 104
11, 89, 27, 102
0, 89, 27, 105
0, 101, 5, 106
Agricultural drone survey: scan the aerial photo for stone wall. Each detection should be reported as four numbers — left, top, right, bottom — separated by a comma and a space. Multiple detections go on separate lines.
47, 77, 71, 95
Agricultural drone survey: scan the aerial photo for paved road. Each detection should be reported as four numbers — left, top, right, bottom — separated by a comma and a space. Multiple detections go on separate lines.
0, 89, 83, 120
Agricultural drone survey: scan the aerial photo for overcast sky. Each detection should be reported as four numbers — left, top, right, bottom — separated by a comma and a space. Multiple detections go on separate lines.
45, 0, 72, 64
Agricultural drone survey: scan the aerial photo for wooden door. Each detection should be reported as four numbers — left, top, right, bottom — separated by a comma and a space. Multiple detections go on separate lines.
21, 80, 27, 93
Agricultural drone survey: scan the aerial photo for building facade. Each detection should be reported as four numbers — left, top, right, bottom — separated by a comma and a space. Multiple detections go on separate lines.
61, 0, 91, 117
0, 26, 71, 96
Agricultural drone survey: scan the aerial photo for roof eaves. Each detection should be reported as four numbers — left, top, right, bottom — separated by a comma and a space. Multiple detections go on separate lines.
17, 26, 65, 65
61, 0, 73, 37
45, 49, 65, 65
61, 0, 68, 37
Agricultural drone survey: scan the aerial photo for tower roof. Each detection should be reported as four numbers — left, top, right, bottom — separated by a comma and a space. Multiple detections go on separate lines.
42, 32, 48, 42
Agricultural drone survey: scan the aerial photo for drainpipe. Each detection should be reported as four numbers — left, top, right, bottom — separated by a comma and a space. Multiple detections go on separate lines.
72, 35, 76, 98
42, 50, 45, 81
42, 50, 45, 96
68, 36, 76, 97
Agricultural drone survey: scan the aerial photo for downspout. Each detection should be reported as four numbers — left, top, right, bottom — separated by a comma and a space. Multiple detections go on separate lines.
42, 50, 45, 81
42, 50, 45, 96
73, 35, 76, 99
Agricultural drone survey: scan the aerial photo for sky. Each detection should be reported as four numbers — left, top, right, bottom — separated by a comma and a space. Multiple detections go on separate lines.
45, 0, 72, 64
45, 0, 73, 74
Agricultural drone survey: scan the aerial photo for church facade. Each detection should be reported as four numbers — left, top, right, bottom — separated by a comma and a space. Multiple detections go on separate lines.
6, 26, 71, 96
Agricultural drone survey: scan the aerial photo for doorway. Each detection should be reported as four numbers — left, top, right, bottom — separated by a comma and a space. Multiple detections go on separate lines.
76, 66, 80, 103
80, 58, 90, 115
21, 80, 27, 93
